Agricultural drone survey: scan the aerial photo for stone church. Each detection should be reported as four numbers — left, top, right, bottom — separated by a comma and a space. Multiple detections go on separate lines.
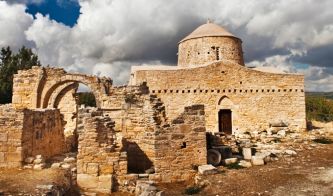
130, 21, 306, 133
0, 21, 306, 193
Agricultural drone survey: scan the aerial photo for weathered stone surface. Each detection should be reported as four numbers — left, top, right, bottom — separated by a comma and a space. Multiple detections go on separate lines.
285, 150, 297, 156
239, 160, 252, 168
198, 164, 217, 175
24, 156, 35, 164
33, 163, 46, 170
0, 133, 8, 142
224, 158, 238, 165
77, 174, 99, 189
251, 156, 265, 166
242, 148, 252, 160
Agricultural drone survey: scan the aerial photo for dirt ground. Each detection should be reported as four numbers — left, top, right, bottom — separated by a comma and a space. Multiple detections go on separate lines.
0, 168, 71, 195
158, 143, 333, 196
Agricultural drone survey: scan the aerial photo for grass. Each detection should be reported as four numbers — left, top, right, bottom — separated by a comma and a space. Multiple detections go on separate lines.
225, 162, 244, 170
313, 137, 333, 144
184, 185, 202, 195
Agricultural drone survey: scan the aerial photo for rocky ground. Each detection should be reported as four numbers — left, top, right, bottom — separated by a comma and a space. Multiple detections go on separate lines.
158, 142, 333, 196
158, 124, 333, 196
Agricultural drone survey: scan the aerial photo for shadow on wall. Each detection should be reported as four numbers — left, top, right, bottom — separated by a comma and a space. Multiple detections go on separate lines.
122, 139, 153, 174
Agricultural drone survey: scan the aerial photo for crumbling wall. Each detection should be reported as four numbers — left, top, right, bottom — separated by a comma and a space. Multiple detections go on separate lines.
77, 108, 127, 194
0, 105, 25, 168
0, 104, 65, 168
131, 60, 306, 132
153, 105, 207, 182
22, 108, 66, 159
55, 84, 78, 151
12, 66, 44, 109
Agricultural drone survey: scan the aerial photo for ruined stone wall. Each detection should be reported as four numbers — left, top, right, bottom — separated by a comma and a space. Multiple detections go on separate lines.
77, 108, 127, 194
0, 105, 65, 168
0, 105, 25, 168
11, 66, 112, 110
22, 108, 66, 159
178, 37, 244, 67
56, 85, 78, 151
154, 105, 207, 182
12, 66, 44, 109
131, 60, 306, 132
104, 85, 156, 173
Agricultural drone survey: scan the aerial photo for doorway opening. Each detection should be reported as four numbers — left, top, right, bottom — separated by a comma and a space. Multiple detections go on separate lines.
218, 109, 232, 134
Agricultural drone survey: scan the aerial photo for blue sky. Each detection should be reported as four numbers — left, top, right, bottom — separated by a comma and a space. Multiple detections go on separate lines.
26, 0, 80, 27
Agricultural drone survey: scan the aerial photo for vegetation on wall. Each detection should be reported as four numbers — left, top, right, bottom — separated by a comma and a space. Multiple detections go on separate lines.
306, 96, 333, 122
0, 46, 41, 104
76, 92, 96, 107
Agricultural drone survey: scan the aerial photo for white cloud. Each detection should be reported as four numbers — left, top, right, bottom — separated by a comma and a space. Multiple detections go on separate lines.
0, 1, 33, 50
1, 0, 333, 91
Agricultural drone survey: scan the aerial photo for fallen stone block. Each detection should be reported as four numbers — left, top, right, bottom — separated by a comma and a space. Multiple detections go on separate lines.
251, 156, 264, 166
51, 163, 61, 169
242, 148, 252, 160
239, 160, 252, 168
198, 164, 217, 175
33, 163, 46, 170
224, 158, 238, 165
24, 156, 35, 164
285, 150, 297, 156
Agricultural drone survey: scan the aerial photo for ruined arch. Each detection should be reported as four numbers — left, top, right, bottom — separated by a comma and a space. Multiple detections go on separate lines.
40, 75, 109, 109
52, 83, 79, 108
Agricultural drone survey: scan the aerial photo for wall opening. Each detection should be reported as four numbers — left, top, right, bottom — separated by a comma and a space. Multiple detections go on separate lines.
218, 109, 232, 134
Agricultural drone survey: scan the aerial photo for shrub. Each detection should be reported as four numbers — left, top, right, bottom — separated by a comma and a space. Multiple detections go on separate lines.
184, 185, 202, 195
306, 96, 333, 122
313, 137, 333, 144
225, 162, 244, 170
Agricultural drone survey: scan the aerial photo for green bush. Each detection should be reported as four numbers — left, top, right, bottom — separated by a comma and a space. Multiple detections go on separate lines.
306, 96, 333, 122
184, 185, 202, 195
313, 137, 333, 144
77, 92, 96, 107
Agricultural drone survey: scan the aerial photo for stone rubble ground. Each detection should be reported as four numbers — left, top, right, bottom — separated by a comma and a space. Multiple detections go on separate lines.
14, 123, 333, 196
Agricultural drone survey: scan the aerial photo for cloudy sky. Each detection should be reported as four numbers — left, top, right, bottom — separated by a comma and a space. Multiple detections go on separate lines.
1, 0, 333, 91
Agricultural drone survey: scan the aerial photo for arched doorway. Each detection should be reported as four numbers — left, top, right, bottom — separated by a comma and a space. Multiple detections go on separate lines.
217, 96, 234, 134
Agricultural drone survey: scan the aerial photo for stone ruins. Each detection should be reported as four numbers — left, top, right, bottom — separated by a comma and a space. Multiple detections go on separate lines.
0, 21, 306, 194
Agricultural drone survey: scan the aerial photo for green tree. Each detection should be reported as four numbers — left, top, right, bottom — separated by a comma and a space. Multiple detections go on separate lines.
0, 46, 41, 104
76, 92, 96, 107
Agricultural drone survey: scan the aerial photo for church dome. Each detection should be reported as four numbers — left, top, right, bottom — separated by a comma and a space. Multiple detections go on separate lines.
179, 21, 239, 43
177, 21, 244, 67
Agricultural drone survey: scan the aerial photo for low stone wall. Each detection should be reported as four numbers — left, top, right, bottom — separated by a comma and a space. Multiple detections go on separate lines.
0, 104, 65, 168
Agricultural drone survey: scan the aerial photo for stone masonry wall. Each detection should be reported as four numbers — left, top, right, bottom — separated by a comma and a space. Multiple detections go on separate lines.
0, 104, 65, 168
154, 104, 207, 182
22, 108, 66, 159
0, 104, 25, 168
12, 66, 43, 109
131, 60, 306, 132
77, 108, 127, 194
178, 37, 244, 67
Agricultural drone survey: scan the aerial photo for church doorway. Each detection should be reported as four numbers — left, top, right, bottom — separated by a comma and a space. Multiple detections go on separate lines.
218, 109, 232, 134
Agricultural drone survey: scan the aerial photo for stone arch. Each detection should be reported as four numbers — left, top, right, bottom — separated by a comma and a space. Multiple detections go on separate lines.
217, 95, 234, 108
40, 74, 108, 109
52, 82, 79, 108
